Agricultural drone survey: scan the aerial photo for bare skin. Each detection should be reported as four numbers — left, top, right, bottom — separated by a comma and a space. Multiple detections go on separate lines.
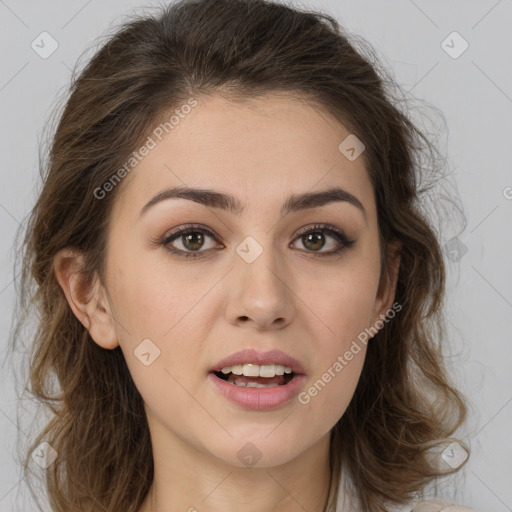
55, 93, 400, 512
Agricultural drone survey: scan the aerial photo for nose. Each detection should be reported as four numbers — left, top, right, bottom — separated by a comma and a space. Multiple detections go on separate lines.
224, 238, 296, 330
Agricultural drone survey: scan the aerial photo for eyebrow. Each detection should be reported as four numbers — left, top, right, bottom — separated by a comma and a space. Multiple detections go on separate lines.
138, 185, 367, 223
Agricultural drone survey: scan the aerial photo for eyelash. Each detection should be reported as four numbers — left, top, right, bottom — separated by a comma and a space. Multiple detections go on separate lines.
158, 223, 355, 259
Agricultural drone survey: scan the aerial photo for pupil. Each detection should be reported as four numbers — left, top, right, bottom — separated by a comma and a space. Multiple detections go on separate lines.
303, 232, 324, 250
183, 232, 203, 250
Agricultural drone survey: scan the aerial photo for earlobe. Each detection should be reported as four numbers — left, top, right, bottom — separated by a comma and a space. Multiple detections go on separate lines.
53, 248, 119, 350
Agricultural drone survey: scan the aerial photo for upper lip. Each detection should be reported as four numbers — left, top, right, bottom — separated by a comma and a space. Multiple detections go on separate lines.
210, 349, 306, 375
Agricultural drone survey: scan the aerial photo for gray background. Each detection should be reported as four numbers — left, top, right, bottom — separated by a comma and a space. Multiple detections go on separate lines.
1, 0, 511, 510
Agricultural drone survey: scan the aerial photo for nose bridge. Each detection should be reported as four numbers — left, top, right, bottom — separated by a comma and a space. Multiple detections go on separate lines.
226, 231, 294, 328
236, 232, 286, 294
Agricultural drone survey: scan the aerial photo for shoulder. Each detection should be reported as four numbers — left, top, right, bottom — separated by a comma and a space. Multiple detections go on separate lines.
408, 499, 479, 512
342, 496, 480, 512
335, 468, 480, 512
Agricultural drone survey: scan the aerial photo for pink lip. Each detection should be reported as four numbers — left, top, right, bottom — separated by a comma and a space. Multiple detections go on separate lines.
208, 372, 307, 410
208, 349, 307, 411
209, 348, 306, 375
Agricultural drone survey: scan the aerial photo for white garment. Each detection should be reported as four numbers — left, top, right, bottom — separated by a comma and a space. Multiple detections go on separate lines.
335, 467, 477, 512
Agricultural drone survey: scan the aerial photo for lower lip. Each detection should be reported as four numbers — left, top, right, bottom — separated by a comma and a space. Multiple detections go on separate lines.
208, 372, 307, 410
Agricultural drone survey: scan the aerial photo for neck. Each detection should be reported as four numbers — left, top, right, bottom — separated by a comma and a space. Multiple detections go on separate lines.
138, 417, 333, 512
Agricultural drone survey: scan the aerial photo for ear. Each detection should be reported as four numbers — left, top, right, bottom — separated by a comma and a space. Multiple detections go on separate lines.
53, 248, 119, 350
370, 240, 401, 328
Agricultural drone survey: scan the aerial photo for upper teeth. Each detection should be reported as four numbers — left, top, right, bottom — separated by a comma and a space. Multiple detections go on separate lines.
220, 364, 293, 378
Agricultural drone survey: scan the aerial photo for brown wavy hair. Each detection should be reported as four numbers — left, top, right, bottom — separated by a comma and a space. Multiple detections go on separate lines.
11, 0, 469, 510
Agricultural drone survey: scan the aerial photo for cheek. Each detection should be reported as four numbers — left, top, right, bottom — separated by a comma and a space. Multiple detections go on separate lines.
112, 263, 210, 426
293, 234, 382, 336
108, 247, 217, 380
296, 263, 378, 425
108, 247, 211, 340
304, 264, 380, 344
298, 341, 368, 434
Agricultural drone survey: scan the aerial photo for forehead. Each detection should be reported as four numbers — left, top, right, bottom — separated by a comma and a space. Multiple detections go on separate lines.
112, 92, 375, 220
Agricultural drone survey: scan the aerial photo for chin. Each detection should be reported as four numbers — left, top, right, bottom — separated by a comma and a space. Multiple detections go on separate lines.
203, 432, 313, 469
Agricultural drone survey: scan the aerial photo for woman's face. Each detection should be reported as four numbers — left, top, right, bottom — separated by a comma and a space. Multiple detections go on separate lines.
93, 93, 398, 468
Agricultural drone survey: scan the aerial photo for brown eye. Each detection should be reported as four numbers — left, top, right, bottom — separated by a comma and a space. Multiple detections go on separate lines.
291, 224, 355, 256
161, 225, 222, 258
180, 231, 205, 251
301, 232, 327, 251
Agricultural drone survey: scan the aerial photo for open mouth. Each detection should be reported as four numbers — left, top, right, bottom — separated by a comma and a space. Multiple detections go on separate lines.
208, 360, 306, 409
213, 370, 295, 388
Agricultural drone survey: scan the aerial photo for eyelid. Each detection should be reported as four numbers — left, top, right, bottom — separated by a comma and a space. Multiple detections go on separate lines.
294, 223, 351, 241
160, 223, 221, 245
291, 223, 355, 256
158, 222, 355, 258
159, 224, 223, 258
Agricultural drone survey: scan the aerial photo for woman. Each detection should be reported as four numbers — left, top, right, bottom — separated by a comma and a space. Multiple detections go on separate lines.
13, 0, 476, 510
